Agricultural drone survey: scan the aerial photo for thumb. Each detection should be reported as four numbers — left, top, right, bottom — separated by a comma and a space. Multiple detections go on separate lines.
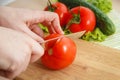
18, 23, 45, 62
30, 40, 44, 63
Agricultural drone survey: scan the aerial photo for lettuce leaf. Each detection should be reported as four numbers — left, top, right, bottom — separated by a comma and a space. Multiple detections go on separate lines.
81, 27, 107, 42
38, 24, 107, 42
38, 24, 49, 33
86, 0, 112, 14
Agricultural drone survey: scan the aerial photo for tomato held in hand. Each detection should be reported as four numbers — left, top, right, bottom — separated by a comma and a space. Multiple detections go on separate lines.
44, 2, 68, 27
41, 34, 76, 70
66, 6, 96, 33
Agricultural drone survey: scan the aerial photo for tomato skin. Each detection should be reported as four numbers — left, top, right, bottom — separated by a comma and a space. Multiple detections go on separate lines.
44, 2, 68, 27
67, 6, 96, 33
41, 34, 76, 70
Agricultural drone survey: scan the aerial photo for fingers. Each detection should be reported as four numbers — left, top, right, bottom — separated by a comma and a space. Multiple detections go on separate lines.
26, 11, 64, 34
42, 21, 56, 34
4, 52, 31, 79
30, 45, 44, 62
48, 25, 56, 34
0, 40, 44, 80
0, 76, 9, 80
0, 70, 6, 78
43, 12, 64, 34
30, 40, 44, 63
19, 25, 45, 62
19, 23, 44, 43
50, 14, 64, 34
24, 27, 44, 43
0, 57, 30, 79
30, 24, 44, 38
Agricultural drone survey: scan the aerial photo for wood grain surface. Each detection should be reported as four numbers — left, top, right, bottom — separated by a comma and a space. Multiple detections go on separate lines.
7, 0, 120, 80
14, 39, 120, 80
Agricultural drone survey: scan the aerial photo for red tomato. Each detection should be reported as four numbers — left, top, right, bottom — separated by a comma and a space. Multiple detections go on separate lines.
44, 2, 68, 27
66, 6, 96, 33
41, 34, 76, 70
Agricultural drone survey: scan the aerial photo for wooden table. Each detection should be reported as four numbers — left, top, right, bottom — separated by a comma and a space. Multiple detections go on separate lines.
7, 0, 120, 80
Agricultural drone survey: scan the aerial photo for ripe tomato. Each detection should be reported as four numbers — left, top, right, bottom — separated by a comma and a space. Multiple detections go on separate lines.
66, 6, 96, 33
44, 2, 68, 27
41, 34, 76, 70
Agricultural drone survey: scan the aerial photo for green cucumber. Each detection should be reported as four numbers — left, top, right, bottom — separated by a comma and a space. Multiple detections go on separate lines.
59, 0, 116, 36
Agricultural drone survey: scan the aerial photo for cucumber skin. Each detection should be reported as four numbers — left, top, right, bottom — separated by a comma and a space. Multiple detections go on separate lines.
59, 0, 116, 36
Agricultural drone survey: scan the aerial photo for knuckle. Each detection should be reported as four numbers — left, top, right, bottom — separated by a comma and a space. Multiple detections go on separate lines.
53, 13, 59, 17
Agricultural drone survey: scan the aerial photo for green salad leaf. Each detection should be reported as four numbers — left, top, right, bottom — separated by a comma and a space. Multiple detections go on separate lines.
86, 0, 112, 13
81, 27, 107, 42
63, 29, 72, 35
38, 24, 49, 33
38, 24, 107, 42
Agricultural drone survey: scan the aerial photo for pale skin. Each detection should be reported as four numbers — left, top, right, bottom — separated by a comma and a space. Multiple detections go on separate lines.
0, 6, 63, 80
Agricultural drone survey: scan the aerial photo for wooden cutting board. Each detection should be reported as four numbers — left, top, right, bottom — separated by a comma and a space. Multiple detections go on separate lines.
14, 39, 120, 80
7, 0, 120, 80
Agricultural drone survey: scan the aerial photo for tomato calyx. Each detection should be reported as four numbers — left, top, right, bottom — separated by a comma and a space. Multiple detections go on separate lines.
65, 6, 96, 33
66, 10, 81, 29
47, 0, 57, 12
44, 2, 69, 27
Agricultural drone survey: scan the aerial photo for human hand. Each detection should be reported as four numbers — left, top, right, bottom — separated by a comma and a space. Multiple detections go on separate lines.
0, 6, 64, 43
0, 27, 44, 79
0, 76, 9, 80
